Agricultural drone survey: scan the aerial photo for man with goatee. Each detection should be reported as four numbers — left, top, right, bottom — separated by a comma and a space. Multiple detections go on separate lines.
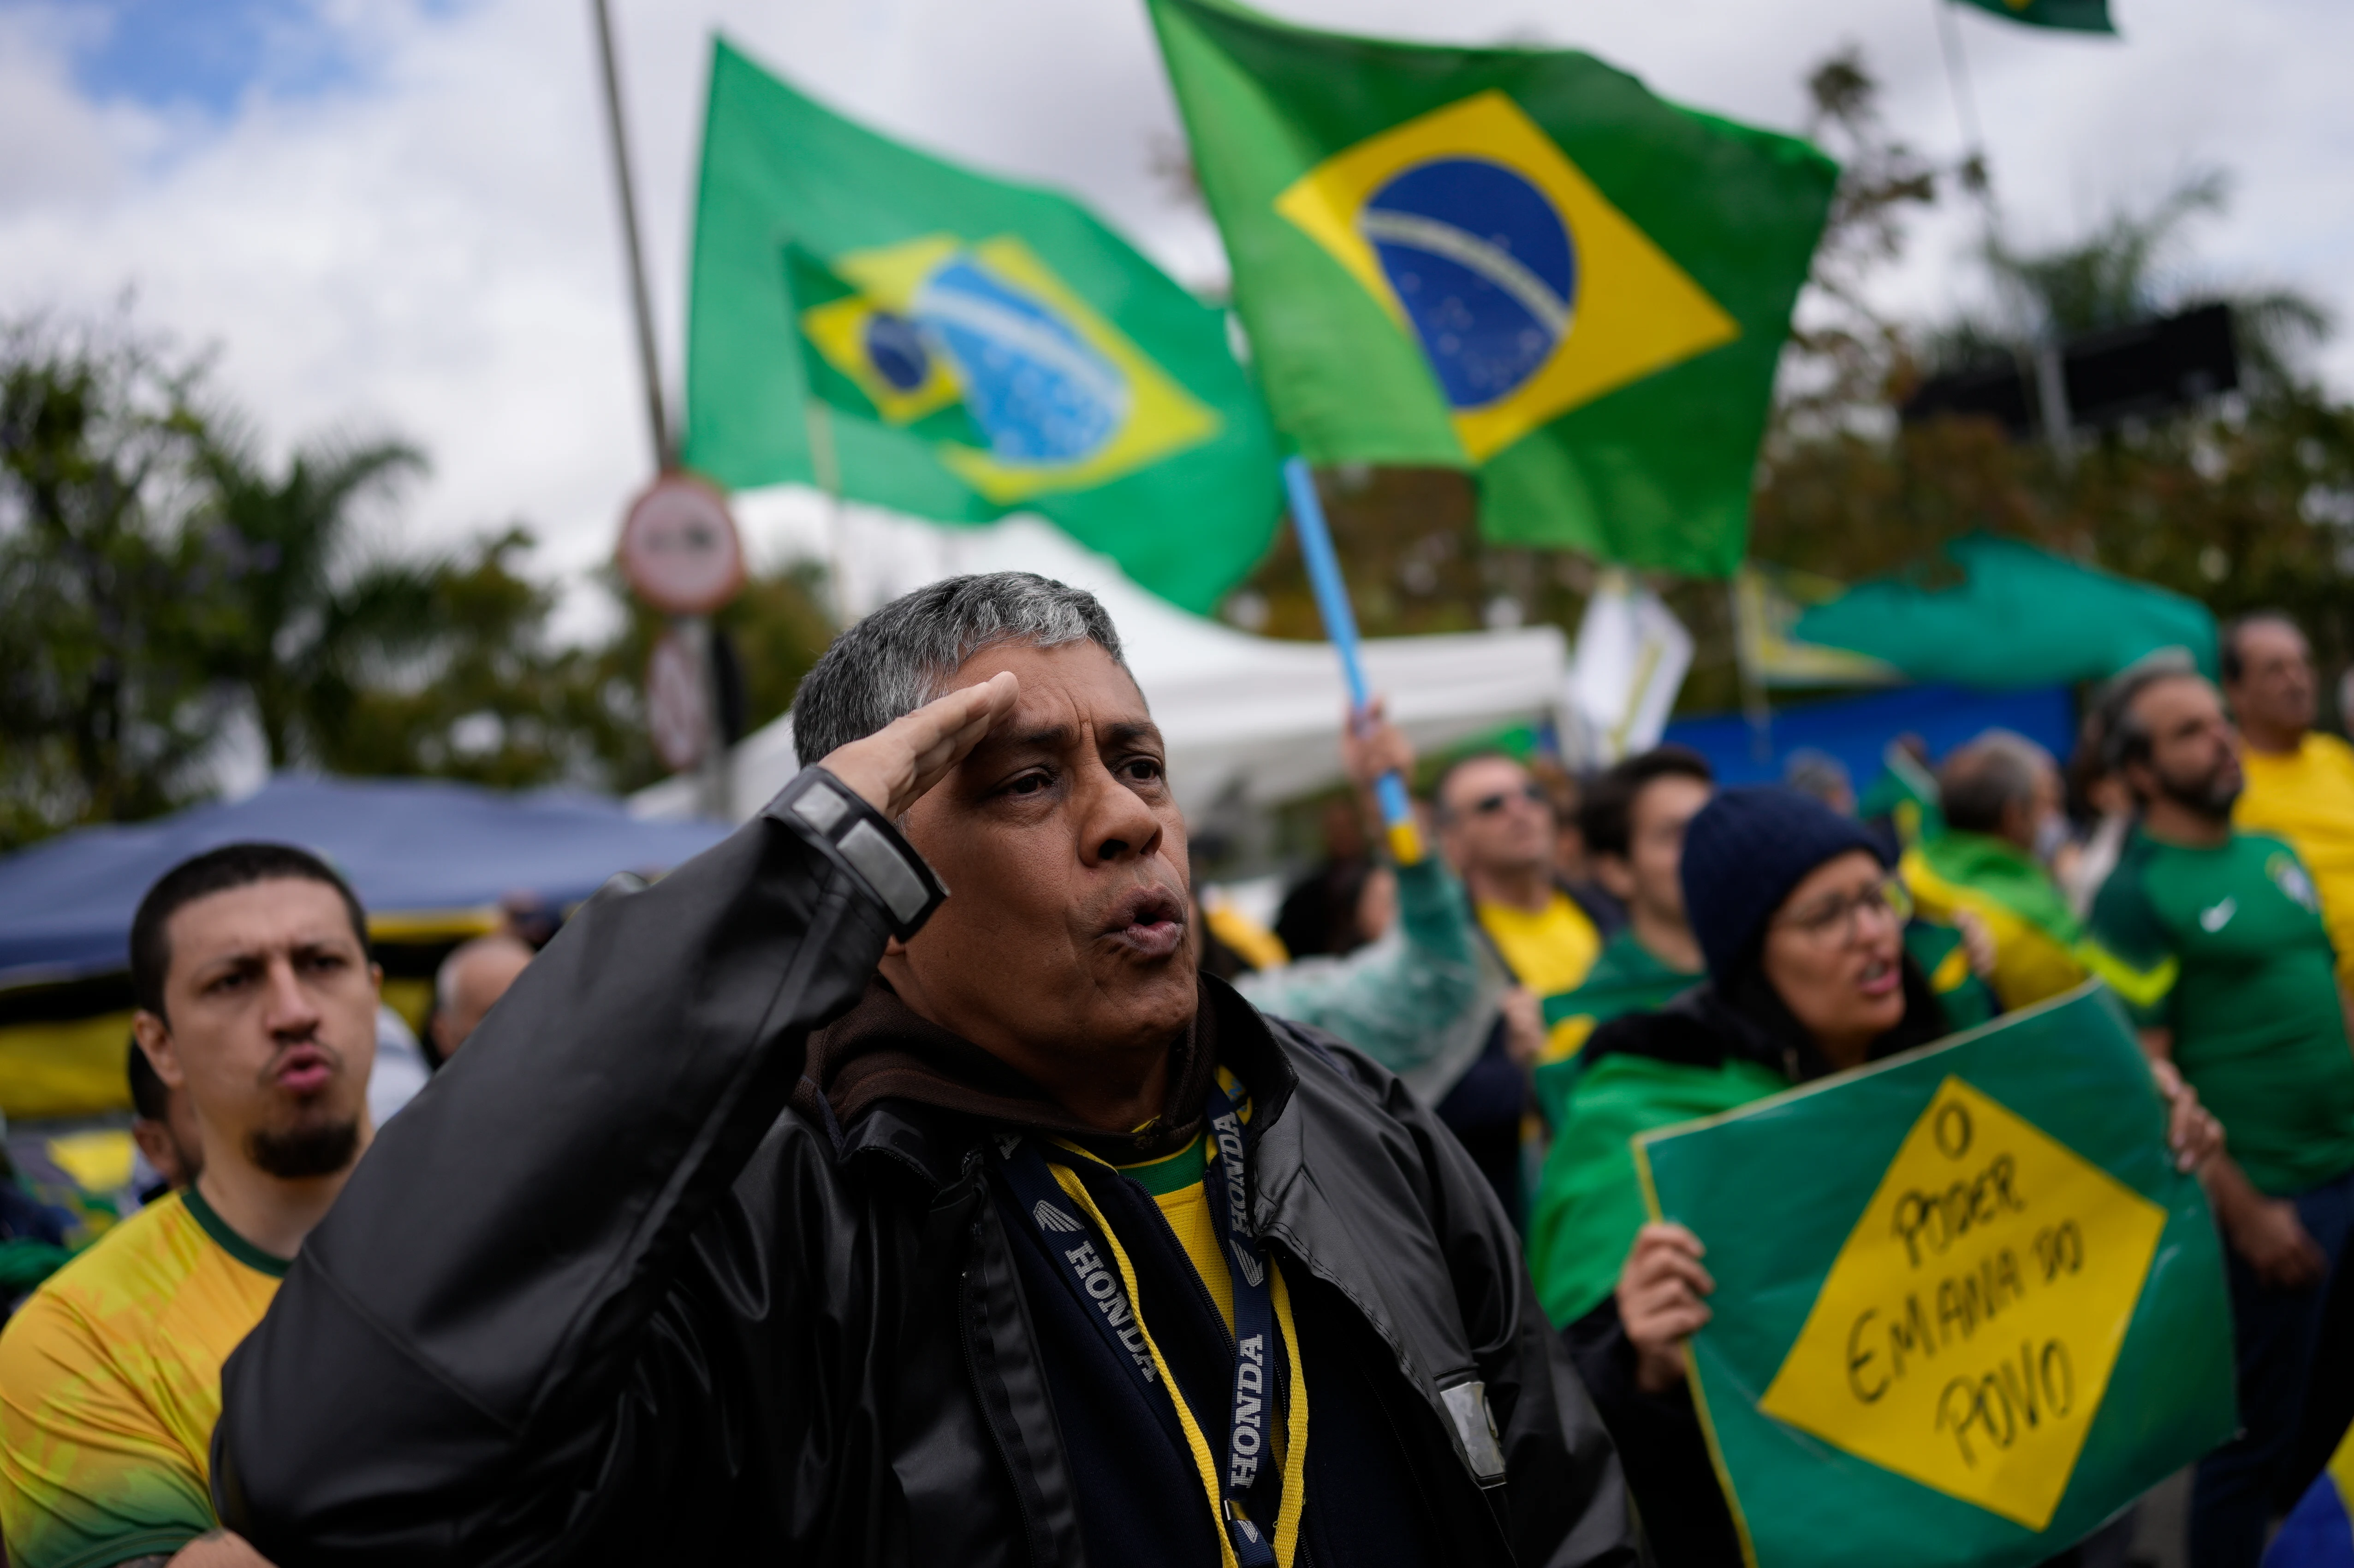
2, 843, 380, 1568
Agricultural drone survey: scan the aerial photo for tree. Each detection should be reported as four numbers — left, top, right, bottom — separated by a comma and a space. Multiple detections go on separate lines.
0, 318, 224, 848
1748, 61, 2354, 719
191, 422, 434, 769
585, 560, 839, 795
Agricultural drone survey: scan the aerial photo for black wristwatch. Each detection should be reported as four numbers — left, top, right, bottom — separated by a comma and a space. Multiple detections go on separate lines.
763, 766, 950, 940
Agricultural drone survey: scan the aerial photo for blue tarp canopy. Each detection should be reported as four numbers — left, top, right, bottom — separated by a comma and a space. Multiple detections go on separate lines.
0, 776, 730, 989
1664, 683, 2077, 792
0, 777, 731, 1119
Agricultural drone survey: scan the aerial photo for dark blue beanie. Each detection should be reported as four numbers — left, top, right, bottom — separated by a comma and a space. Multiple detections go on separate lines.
1679, 786, 1889, 983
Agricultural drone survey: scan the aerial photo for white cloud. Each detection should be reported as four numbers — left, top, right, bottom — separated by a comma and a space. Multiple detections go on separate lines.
3, 0, 2348, 651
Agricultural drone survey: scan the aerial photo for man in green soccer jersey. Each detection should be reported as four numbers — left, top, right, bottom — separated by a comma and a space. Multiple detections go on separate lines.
2083, 665, 2354, 1568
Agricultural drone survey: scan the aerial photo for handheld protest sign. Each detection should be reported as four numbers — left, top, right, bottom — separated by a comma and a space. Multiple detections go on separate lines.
1634, 983, 2234, 1568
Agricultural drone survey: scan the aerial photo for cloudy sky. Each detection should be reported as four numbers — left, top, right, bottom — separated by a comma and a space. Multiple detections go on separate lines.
6, 0, 2348, 636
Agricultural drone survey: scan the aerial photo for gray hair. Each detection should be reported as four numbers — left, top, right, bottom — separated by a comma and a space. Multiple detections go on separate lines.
792, 572, 1128, 764
435, 933, 533, 1016
1781, 748, 1852, 807
2097, 648, 2205, 775
1940, 730, 2054, 836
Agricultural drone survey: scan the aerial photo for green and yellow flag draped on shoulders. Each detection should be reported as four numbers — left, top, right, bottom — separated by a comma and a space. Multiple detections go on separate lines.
1146, 0, 1838, 576
685, 39, 1283, 613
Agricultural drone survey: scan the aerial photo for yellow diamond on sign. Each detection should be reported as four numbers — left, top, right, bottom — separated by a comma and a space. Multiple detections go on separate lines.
1756, 1076, 2166, 1531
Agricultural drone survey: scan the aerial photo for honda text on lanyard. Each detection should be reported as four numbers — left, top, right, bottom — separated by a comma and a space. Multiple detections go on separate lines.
998, 1078, 1310, 1568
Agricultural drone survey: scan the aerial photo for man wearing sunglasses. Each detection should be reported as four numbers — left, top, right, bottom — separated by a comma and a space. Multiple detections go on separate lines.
1431, 754, 1623, 1224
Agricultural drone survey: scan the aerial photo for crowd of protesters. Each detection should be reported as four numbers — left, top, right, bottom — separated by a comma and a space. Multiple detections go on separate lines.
1, 578, 2351, 1568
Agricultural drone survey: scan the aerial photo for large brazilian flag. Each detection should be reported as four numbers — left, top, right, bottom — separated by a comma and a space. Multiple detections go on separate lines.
1147, 0, 1838, 577
1634, 984, 2233, 1568
685, 39, 1283, 613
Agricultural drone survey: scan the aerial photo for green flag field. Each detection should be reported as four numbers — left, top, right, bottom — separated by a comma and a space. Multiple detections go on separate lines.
685, 39, 1282, 613
1635, 983, 2234, 1568
1955, 0, 2115, 34
1148, 0, 1837, 576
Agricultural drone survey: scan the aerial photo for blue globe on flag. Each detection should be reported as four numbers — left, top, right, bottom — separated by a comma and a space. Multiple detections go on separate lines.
1356, 157, 1577, 410
914, 259, 1130, 465
861, 311, 933, 393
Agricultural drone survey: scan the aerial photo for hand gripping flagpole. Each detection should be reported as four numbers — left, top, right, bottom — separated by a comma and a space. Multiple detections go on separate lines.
1282, 456, 1424, 867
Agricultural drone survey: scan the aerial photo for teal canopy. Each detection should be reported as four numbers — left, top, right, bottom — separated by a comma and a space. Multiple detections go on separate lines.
1793, 535, 2217, 689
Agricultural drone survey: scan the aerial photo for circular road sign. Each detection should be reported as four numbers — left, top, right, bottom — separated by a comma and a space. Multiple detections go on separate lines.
646, 630, 711, 773
618, 473, 744, 615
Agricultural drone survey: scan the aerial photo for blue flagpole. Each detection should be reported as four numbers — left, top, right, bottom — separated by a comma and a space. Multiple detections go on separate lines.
1282, 457, 1424, 865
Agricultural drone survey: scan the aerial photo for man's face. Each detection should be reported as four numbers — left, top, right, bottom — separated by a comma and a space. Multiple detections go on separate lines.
2226, 619, 2315, 740
2127, 676, 2244, 821
432, 938, 534, 1059
1439, 757, 1554, 879
886, 640, 1195, 1072
135, 879, 380, 1183
1618, 774, 1712, 927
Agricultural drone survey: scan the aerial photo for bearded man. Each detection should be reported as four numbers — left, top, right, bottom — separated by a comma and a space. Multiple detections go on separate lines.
214, 573, 1636, 1568
2084, 665, 2354, 1568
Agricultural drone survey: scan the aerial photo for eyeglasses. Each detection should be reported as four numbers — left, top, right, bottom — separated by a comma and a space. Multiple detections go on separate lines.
1772, 875, 1913, 947
1467, 784, 1551, 818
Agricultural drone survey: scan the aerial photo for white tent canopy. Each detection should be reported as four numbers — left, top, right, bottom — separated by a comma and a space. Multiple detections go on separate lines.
632, 508, 1572, 825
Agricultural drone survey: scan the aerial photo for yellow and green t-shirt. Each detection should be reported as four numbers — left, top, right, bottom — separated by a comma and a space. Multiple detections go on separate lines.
1119, 1126, 1242, 1333
1477, 891, 1601, 998
0, 1188, 285, 1568
2237, 731, 2354, 992
1104, 1071, 1296, 1480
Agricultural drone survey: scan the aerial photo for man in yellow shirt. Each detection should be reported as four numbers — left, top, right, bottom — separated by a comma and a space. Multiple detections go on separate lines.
1432, 751, 1618, 1224
0, 843, 382, 1568
2226, 613, 2354, 988
1435, 751, 1612, 996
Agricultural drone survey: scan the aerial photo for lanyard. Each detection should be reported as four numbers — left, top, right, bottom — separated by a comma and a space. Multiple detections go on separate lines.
995, 1082, 1307, 1568
1199, 1078, 1278, 1564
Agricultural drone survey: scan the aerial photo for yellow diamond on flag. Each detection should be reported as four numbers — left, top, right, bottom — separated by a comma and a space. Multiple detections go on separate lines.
1272, 89, 1739, 464
1756, 1075, 2166, 1531
798, 233, 1221, 506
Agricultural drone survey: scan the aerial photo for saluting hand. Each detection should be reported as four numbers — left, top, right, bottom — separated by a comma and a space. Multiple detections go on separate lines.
820, 671, 1021, 820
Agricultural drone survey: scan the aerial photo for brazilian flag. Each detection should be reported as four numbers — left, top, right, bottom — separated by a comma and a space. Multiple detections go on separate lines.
2270, 1422, 2354, 1566
1147, 0, 1838, 577
685, 39, 1283, 614
1955, 0, 2115, 34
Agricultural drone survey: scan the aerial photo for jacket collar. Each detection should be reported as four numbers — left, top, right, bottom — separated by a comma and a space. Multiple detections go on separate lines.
826, 974, 1301, 1189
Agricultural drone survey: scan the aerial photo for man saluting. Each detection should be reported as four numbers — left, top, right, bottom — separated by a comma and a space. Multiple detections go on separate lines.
215, 573, 1636, 1568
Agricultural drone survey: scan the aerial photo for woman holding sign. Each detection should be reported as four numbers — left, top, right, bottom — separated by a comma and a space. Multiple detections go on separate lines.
1542, 787, 2221, 1566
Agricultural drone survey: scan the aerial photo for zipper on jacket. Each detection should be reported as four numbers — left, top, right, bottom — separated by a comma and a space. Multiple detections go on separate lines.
958, 1165, 1060, 1568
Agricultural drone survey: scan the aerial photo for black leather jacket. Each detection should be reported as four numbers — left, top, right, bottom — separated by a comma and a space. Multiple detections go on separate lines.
213, 772, 1639, 1567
